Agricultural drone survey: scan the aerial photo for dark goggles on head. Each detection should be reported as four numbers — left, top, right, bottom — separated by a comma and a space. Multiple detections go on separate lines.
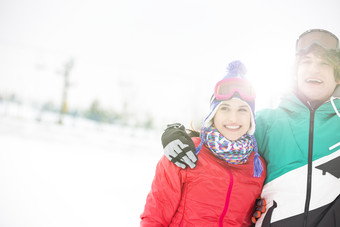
296, 29, 339, 52
214, 78, 256, 102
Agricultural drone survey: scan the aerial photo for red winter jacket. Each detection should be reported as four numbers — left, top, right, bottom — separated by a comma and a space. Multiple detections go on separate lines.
141, 138, 266, 227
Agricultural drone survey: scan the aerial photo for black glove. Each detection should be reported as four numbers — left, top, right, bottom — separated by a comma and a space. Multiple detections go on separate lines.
161, 123, 197, 169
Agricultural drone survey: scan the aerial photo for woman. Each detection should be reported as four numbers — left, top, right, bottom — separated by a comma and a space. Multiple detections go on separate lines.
140, 61, 267, 226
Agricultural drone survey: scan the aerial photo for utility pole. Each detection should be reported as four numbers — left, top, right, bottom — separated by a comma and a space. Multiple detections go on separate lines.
58, 59, 74, 124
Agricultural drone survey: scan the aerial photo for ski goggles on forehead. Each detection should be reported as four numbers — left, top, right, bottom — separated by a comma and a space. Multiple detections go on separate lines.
296, 29, 339, 52
214, 78, 256, 101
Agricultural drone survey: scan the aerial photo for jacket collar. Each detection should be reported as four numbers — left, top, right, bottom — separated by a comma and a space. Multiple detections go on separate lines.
280, 87, 340, 114
291, 85, 340, 110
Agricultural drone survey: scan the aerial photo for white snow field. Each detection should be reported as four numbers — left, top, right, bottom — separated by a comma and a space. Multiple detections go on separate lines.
0, 103, 163, 227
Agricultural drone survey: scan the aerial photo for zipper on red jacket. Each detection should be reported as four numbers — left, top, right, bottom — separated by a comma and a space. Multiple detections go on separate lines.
303, 102, 315, 227
219, 167, 233, 227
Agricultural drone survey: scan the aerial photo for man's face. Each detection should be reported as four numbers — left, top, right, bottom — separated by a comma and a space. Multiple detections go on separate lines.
297, 52, 340, 102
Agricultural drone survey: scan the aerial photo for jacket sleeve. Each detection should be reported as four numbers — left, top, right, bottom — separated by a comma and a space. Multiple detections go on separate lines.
140, 155, 185, 227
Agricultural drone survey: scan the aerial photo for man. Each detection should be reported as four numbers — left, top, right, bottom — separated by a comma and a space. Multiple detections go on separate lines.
161, 29, 340, 226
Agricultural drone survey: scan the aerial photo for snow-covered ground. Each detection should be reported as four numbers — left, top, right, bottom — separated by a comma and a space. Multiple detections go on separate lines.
0, 103, 163, 227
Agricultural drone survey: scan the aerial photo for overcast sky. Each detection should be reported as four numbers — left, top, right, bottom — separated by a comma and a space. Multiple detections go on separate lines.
1, 0, 340, 127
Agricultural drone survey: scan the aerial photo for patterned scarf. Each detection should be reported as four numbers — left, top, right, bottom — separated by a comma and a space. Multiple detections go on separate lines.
203, 126, 254, 164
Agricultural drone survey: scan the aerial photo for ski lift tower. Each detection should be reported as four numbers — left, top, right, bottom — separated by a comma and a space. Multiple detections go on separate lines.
58, 59, 74, 124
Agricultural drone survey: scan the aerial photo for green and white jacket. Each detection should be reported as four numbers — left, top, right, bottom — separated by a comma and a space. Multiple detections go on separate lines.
255, 86, 340, 227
